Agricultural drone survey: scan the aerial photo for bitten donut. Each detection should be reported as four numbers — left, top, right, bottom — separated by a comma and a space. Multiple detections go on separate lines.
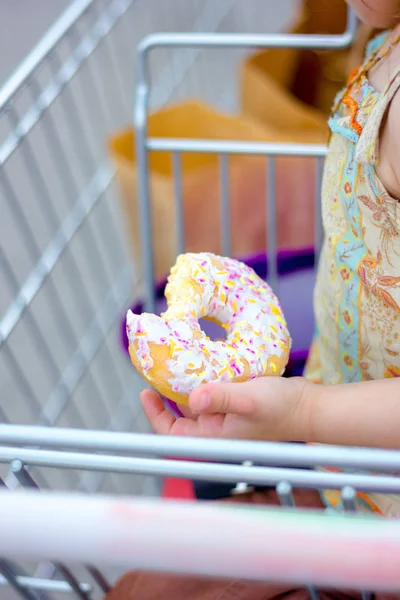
127, 252, 291, 406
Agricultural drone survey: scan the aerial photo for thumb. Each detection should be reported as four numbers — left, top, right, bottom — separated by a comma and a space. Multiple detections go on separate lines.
189, 379, 264, 416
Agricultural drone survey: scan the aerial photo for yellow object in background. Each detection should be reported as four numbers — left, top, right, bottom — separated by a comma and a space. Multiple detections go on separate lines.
108, 101, 318, 283
240, 0, 352, 144
109, 100, 291, 282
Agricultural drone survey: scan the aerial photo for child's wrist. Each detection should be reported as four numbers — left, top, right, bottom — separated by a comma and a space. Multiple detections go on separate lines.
291, 378, 322, 444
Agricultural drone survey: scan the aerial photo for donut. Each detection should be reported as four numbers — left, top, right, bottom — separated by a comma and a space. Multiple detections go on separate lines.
126, 252, 291, 406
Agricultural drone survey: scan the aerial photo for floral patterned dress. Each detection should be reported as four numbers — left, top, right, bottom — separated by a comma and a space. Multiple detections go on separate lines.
304, 30, 400, 517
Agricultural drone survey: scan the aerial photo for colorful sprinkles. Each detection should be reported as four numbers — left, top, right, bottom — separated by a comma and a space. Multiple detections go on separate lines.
126, 252, 291, 396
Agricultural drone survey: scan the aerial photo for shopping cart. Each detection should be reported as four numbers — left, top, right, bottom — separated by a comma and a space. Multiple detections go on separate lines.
1, 0, 400, 598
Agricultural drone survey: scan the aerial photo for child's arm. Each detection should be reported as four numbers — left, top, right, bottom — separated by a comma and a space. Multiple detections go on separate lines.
304, 378, 400, 449
140, 376, 400, 449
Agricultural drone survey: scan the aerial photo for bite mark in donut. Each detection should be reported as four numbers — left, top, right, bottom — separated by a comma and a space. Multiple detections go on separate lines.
127, 252, 291, 406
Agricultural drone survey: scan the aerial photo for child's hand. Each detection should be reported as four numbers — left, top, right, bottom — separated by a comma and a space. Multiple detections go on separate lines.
140, 376, 312, 442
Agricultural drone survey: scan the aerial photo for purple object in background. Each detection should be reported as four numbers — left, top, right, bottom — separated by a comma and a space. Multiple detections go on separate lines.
120, 250, 316, 414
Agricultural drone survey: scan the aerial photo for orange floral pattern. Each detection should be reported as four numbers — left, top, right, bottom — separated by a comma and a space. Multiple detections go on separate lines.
384, 365, 400, 378
304, 29, 400, 517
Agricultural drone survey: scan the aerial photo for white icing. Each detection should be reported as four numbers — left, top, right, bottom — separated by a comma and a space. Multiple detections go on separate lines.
126, 252, 291, 395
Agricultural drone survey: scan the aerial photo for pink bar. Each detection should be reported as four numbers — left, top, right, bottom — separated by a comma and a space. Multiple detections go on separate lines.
0, 491, 399, 592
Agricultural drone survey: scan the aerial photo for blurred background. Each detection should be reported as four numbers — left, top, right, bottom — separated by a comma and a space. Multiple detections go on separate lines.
0, 1, 297, 109
0, 0, 302, 497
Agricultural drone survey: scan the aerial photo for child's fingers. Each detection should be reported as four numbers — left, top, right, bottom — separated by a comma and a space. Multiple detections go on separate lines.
178, 404, 196, 419
140, 389, 177, 434
189, 380, 259, 417
171, 413, 225, 437
140, 389, 217, 438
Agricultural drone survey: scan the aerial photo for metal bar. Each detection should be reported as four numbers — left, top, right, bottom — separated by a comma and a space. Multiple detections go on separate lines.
0, 116, 95, 421
0, 0, 133, 169
29, 60, 115, 290
11, 460, 40, 488
0, 404, 8, 424
0, 506, 51, 600
276, 483, 320, 600
76, 383, 144, 493
39, 266, 131, 426
341, 485, 357, 512
0, 248, 59, 378
36, 48, 132, 318
149, 0, 237, 108
276, 481, 295, 508
231, 460, 254, 496
2, 489, 400, 593
49, 566, 91, 600
14, 465, 110, 594
341, 487, 373, 600
44, 49, 126, 273
0, 0, 93, 111
0, 561, 41, 600
49, 36, 129, 304
1, 447, 400, 493
0, 169, 78, 374
84, 567, 110, 595
10, 461, 93, 600
0, 164, 90, 427
0, 575, 91, 594
307, 586, 321, 600
1, 345, 47, 423
135, 88, 155, 313
138, 30, 356, 53
2, 449, 49, 492
137, 9, 357, 55
6, 103, 66, 234
267, 157, 278, 291
91, 1, 131, 117
32, 64, 127, 405
1, 425, 400, 474
147, 138, 328, 157
0, 164, 113, 345
133, 6, 356, 131
15, 439, 106, 598
1, 249, 82, 423
219, 154, 231, 257
67, 0, 132, 130
172, 152, 185, 255
314, 157, 324, 260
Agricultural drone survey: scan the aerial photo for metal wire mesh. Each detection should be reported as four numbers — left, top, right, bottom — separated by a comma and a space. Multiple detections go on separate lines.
0, 0, 146, 498
0, 0, 299, 493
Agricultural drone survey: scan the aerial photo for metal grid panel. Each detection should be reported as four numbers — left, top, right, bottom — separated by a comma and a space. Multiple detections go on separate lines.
0, 0, 299, 494
134, 9, 356, 311
0, 0, 147, 499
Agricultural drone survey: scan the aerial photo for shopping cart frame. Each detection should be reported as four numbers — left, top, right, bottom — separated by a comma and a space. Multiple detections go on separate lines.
2, 2, 400, 598
134, 7, 357, 312
1, 426, 400, 597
